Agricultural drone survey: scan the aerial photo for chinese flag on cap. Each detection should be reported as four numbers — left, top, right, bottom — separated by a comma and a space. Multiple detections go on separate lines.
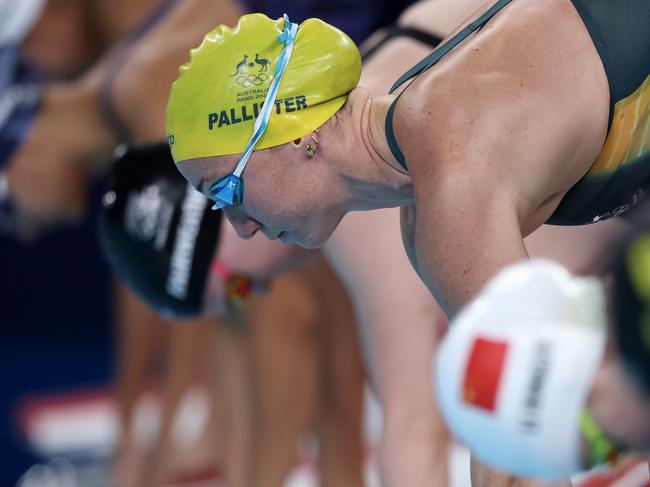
463, 337, 508, 411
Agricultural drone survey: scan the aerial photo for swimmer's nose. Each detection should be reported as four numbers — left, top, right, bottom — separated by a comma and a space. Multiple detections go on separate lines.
227, 212, 261, 239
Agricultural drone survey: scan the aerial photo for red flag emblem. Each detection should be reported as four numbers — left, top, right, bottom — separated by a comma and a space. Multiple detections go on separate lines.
462, 337, 508, 412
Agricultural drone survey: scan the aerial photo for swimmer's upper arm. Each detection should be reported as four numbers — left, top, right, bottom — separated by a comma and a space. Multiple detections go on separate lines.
397, 79, 531, 315
400, 205, 418, 270
391, 0, 608, 315
408, 145, 529, 316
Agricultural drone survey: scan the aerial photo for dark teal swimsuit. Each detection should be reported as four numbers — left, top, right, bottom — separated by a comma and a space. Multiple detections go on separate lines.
386, 0, 650, 225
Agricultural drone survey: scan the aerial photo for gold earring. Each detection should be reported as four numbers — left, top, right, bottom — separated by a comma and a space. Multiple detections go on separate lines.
306, 144, 316, 158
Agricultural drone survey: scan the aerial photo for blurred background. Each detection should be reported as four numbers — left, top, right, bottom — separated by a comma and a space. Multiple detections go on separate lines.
0, 187, 113, 485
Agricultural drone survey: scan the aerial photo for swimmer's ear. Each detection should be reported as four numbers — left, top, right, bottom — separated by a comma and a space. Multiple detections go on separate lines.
291, 137, 312, 158
291, 135, 317, 159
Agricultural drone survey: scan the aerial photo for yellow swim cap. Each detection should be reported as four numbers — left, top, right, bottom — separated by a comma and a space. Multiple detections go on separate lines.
166, 14, 361, 164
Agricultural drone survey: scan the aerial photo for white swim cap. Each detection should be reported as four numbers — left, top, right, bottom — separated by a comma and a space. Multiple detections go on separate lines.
436, 259, 607, 481
0, 0, 46, 46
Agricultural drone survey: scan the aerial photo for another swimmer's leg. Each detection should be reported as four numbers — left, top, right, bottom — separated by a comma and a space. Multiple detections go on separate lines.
325, 209, 450, 487
137, 318, 214, 486
113, 283, 163, 487
247, 268, 320, 487
307, 260, 365, 487
212, 318, 252, 487
188, 337, 224, 474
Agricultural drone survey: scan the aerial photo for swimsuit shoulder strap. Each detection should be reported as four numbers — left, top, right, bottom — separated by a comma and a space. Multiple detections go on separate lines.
362, 26, 442, 62
389, 0, 515, 93
385, 91, 408, 170
385, 0, 515, 170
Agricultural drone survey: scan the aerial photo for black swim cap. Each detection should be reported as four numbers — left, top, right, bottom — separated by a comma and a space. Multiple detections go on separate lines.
612, 229, 650, 394
99, 143, 222, 319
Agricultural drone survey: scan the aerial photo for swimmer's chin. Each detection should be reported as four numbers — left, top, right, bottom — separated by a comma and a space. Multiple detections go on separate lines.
299, 239, 326, 250
282, 230, 329, 249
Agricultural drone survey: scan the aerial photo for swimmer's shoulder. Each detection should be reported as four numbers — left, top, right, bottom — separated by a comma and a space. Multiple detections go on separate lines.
395, 0, 606, 192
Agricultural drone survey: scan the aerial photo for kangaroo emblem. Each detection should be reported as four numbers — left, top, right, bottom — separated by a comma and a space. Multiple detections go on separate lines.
230, 55, 249, 76
254, 53, 271, 72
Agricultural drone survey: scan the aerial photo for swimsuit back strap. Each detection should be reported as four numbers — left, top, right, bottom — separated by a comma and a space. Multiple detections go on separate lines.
362, 26, 442, 61
385, 91, 408, 170
389, 0, 515, 93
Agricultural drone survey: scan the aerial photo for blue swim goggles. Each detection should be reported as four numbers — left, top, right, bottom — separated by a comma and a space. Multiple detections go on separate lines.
209, 15, 298, 210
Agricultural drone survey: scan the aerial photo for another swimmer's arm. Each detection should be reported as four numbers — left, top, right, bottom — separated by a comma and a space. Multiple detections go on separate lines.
99, 0, 245, 143
72, 0, 244, 146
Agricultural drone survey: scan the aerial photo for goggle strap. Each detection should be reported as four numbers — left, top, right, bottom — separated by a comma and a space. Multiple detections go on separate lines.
580, 410, 620, 465
232, 16, 297, 179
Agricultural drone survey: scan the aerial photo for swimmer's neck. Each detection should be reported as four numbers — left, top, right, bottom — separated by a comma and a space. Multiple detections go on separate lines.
336, 89, 414, 211
365, 95, 411, 176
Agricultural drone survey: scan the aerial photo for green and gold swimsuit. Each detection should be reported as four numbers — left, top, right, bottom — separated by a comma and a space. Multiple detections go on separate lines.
385, 0, 650, 225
